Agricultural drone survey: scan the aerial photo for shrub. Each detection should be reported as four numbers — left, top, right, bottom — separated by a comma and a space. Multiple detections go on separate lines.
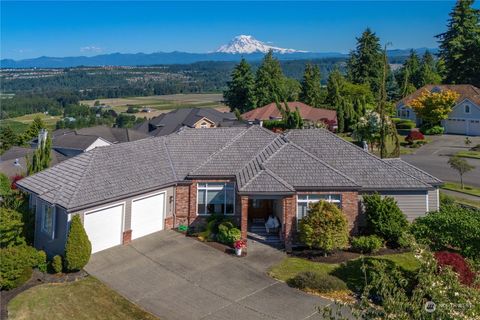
64, 215, 91, 272
411, 204, 480, 258
405, 131, 424, 144
0, 173, 11, 197
0, 207, 26, 248
0, 245, 39, 289
363, 194, 409, 246
287, 271, 347, 293
52, 255, 63, 273
351, 235, 383, 253
217, 222, 241, 245
298, 201, 348, 253
397, 231, 416, 249
420, 125, 444, 135
434, 251, 475, 286
37, 250, 47, 273
395, 120, 416, 130
470, 144, 480, 152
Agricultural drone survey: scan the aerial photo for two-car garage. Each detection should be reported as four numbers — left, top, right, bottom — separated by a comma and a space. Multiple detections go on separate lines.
443, 118, 480, 136
83, 192, 166, 253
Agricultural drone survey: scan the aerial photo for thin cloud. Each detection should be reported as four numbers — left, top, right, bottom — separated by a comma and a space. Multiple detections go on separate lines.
80, 46, 103, 53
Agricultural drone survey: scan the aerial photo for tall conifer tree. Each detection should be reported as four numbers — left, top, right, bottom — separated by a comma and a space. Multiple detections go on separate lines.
300, 64, 322, 107
223, 58, 257, 113
255, 50, 286, 107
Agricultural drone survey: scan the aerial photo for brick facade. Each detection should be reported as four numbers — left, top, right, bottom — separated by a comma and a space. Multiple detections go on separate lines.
122, 230, 132, 244
172, 181, 360, 247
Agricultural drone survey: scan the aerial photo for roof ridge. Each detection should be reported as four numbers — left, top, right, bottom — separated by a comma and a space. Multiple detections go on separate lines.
188, 126, 256, 174
66, 150, 98, 208
263, 168, 295, 191
162, 137, 178, 181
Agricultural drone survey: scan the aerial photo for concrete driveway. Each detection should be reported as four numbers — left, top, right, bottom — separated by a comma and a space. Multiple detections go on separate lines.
401, 134, 480, 187
85, 231, 330, 320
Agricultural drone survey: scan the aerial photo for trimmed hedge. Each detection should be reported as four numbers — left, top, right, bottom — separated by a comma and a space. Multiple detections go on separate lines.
0, 245, 39, 290
65, 215, 91, 272
420, 125, 444, 135
52, 255, 63, 274
351, 235, 383, 253
395, 120, 416, 130
287, 271, 347, 293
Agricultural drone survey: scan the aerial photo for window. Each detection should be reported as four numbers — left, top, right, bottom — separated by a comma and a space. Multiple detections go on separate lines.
197, 183, 235, 215
465, 105, 470, 114
200, 122, 209, 128
41, 203, 55, 239
297, 194, 342, 221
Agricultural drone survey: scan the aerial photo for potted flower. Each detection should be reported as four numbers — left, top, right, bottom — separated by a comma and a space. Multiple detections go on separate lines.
233, 239, 247, 256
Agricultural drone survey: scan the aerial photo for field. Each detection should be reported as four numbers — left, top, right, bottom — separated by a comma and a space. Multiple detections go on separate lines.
0, 113, 61, 134
81, 93, 228, 119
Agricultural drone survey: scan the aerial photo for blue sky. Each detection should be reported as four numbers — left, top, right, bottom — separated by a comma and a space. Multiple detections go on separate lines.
1, 1, 461, 60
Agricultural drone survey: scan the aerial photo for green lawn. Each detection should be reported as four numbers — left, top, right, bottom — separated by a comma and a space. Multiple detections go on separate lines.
455, 150, 480, 160
337, 133, 417, 156
268, 252, 419, 294
441, 182, 480, 197
8, 276, 158, 320
1, 113, 61, 135
440, 191, 480, 208
0, 119, 29, 134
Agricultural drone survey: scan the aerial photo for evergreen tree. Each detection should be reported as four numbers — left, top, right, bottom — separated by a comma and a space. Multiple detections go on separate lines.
386, 69, 401, 101
27, 131, 52, 175
255, 50, 286, 107
64, 215, 92, 271
18, 116, 46, 145
282, 78, 301, 102
223, 58, 257, 113
418, 50, 442, 87
326, 69, 346, 132
347, 28, 384, 94
436, 0, 480, 86
397, 50, 422, 95
0, 126, 18, 153
300, 64, 322, 107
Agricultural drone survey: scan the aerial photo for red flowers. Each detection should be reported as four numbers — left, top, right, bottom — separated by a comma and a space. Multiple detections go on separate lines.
405, 131, 425, 144
434, 251, 475, 286
10, 175, 24, 190
233, 239, 247, 250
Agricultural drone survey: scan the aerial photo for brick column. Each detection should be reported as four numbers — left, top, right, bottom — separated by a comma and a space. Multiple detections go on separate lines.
282, 195, 296, 251
122, 230, 132, 244
188, 183, 197, 224
240, 195, 248, 240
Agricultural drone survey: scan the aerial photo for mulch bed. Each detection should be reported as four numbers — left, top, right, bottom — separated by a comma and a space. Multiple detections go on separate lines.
290, 247, 409, 264
0, 269, 88, 319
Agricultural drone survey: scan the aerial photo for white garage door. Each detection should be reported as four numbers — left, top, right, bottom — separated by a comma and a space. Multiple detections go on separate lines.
444, 119, 467, 135
84, 204, 124, 253
131, 193, 165, 240
468, 120, 480, 136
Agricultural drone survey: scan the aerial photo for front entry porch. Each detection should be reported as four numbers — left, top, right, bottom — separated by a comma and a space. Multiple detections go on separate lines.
240, 194, 297, 249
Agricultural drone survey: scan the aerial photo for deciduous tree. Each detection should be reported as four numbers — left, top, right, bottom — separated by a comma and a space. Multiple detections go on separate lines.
409, 89, 459, 126
448, 156, 475, 189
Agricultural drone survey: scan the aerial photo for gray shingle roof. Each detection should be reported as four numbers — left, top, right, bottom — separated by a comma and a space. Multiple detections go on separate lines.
135, 108, 241, 137
17, 126, 439, 211
383, 158, 443, 186
285, 129, 433, 190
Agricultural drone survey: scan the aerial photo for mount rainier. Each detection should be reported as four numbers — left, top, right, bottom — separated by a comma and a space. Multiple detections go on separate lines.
215, 35, 307, 54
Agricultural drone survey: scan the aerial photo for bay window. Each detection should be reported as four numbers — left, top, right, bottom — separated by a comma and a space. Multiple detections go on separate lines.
197, 183, 235, 215
297, 194, 341, 221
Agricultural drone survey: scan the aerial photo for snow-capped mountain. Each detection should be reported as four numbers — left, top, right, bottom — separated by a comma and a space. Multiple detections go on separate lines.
215, 35, 307, 54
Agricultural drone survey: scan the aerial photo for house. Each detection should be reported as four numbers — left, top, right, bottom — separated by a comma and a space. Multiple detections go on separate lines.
134, 107, 243, 136
396, 84, 480, 136
31, 126, 149, 157
17, 126, 441, 256
242, 102, 337, 131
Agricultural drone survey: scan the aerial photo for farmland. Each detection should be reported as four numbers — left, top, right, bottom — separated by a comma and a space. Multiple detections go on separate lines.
81, 93, 228, 119
0, 113, 61, 134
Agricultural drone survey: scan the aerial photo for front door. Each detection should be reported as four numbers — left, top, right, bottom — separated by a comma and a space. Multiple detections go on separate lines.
248, 199, 273, 220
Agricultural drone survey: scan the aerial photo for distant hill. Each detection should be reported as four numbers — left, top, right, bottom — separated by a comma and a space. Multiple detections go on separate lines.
1, 48, 438, 69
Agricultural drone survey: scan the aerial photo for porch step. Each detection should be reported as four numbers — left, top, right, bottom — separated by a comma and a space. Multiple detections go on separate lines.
248, 222, 282, 245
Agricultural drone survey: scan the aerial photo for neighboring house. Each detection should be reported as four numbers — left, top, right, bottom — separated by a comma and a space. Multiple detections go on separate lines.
242, 102, 337, 131
17, 126, 442, 256
396, 84, 480, 136
0, 146, 68, 178
31, 126, 149, 157
134, 107, 243, 136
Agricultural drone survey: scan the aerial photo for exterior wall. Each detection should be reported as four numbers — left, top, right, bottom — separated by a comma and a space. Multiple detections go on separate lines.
428, 188, 439, 212
34, 198, 69, 257
396, 103, 419, 125
449, 100, 480, 119
366, 190, 429, 222
85, 137, 111, 151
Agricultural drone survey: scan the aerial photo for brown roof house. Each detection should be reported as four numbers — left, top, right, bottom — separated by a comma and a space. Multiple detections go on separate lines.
396, 84, 480, 136
17, 126, 441, 256
242, 102, 337, 131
